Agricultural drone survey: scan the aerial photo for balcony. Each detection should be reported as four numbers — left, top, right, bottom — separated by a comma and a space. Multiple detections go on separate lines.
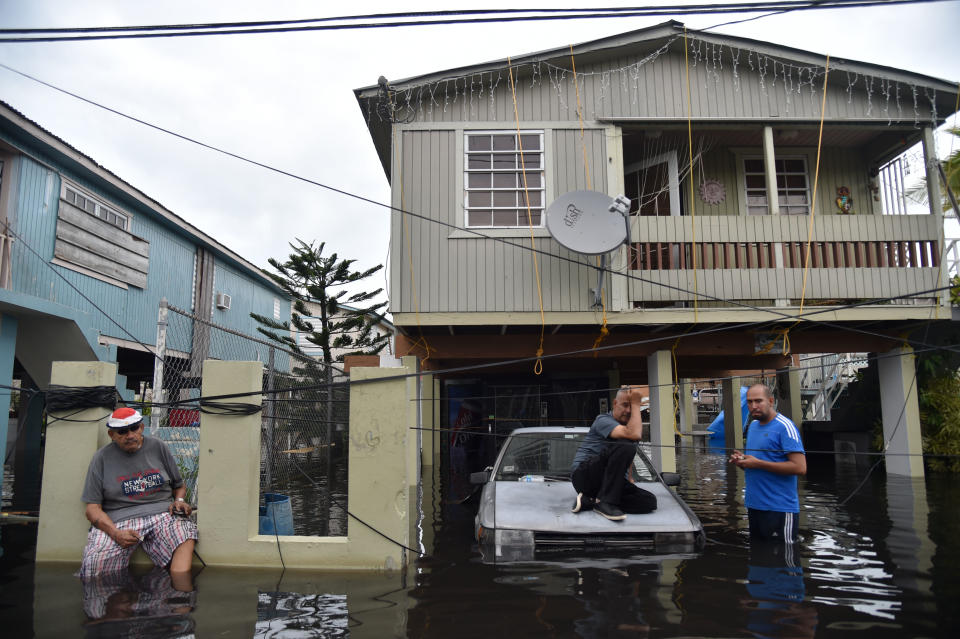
627, 214, 943, 307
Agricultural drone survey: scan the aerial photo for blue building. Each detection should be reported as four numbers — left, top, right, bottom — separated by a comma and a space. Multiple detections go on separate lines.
0, 101, 291, 504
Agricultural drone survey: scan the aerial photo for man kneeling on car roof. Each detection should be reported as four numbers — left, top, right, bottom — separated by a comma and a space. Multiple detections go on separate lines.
570, 386, 657, 521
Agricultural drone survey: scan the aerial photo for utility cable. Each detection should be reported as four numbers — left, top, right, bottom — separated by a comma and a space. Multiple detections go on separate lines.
0, 61, 951, 343
0, 2, 945, 43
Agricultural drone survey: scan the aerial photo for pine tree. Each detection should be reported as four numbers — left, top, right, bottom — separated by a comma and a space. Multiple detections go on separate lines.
251, 239, 389, 367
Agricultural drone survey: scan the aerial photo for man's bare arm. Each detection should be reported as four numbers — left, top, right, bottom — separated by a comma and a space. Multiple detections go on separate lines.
85, 503, 139, 548
611, 387, 645, 441
730, 451, 806, 475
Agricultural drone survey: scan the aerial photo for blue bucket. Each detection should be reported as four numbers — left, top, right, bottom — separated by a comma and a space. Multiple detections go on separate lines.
259, 493, 295, 536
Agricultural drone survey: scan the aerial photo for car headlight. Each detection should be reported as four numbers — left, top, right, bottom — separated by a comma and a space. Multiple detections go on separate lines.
494, 529, 535, 547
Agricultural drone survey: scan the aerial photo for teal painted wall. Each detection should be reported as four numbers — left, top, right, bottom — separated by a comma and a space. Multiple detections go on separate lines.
1, 130, 289, 356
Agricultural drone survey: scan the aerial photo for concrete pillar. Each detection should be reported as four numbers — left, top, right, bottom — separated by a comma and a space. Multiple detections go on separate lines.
878, 346, 924, 477
678, 378, 696, 433
776, 366, 803, 426
197, 359, 412, 569
647, 350, 675, 473
36, 361, 117, 562
722, 376, 744, 451
196, 360, 263, 558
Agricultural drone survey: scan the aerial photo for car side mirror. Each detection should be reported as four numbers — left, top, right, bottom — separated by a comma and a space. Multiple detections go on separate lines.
470, 469, 491, 484
660, 472, 680, 486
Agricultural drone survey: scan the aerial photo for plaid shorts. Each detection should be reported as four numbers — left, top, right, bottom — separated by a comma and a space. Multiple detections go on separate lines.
79, 511, 198, 578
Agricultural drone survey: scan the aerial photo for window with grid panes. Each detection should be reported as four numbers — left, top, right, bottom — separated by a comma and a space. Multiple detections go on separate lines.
465, 131, 544, 228
743, 156, 810, 215
63, 184, 129, 230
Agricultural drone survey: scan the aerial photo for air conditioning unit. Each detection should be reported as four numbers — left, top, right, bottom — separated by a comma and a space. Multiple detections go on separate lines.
215, 292, 232, 310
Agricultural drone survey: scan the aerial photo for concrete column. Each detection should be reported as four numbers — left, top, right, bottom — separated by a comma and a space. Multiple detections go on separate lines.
678, 378, 696, 433
878, 346, 924, 477
197, 359, 412, 569
776, 366, 803, 426
722, 376, 744, 451
647, 350, 675, 473
36, 361, 117, 562
196, 361, 264, 557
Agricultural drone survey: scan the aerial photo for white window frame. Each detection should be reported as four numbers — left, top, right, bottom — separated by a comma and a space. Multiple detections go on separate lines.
464, 130, 545, 229
740, 154, 812, 216
60, 181, 130, 230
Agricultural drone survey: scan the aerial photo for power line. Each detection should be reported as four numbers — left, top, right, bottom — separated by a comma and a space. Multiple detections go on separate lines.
1, 59, 953, 342
0, 1, 945, 43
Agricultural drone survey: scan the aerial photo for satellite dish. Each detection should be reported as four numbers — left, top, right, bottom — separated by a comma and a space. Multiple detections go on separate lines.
545, 190, 629, 255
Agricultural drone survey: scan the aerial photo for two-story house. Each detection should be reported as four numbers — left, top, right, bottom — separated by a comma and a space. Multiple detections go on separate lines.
0, 101, 292, 506
355, 22, 957, 477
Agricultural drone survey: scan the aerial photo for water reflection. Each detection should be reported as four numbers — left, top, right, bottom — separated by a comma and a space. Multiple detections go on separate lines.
9, 440, 960, 637
744, 542, 818, 638
81, 567, 195, 638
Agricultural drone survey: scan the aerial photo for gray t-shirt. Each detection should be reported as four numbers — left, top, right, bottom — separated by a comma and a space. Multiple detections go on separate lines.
570, 412, 621, 471
82, 435, 184, 523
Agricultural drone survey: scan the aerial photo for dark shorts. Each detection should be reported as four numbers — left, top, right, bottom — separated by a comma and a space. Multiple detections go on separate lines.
747, 508, 799, 543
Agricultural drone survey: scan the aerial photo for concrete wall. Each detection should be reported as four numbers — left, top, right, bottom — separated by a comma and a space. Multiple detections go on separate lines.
35, 359, 416, 571
195, 360, 413, 570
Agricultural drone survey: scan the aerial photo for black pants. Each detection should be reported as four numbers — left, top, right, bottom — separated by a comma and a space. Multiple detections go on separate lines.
571, 442, 657, 513
748, 509, 799, 543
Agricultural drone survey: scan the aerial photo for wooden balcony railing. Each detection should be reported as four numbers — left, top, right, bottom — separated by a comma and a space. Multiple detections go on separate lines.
626, 215, 945, 306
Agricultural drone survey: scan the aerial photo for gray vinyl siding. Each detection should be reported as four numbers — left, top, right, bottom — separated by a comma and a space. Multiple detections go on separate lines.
391, 128, 610, 314
404, 48, 938, 125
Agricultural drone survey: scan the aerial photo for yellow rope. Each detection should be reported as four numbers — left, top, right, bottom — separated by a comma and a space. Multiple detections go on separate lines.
570, 45, 592, 191
569, 44, 610, 354
394, 124, 434, 363
683, 27, 699, 322
780, 54, 830, 354
507, 56, 546, 375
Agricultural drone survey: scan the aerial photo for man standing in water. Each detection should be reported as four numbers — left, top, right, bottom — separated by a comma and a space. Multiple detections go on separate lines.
729, 384, 806, 543
570, 386, 657, 521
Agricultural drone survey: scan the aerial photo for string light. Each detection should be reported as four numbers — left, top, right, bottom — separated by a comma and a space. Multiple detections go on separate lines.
373, 35, 943, 130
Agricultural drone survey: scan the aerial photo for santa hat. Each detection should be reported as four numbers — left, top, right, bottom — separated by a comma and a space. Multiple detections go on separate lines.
107, 407, 143, 428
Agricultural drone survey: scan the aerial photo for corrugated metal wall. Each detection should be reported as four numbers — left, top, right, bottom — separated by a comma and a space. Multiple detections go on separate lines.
8, 152, 285, 352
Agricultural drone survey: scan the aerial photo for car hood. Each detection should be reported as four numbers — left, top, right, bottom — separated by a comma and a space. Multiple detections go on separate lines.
479, 480, 701, 534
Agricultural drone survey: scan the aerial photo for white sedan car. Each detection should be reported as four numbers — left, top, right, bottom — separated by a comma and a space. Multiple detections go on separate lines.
472, 427, 705, 562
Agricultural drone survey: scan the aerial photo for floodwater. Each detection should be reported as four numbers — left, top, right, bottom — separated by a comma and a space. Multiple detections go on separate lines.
2, 446, 959, 638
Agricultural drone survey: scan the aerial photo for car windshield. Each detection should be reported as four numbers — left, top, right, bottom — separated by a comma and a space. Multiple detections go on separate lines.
494, 432, 660, 482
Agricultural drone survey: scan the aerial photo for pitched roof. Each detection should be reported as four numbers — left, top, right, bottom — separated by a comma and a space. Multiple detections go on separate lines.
0, 99, 284, 294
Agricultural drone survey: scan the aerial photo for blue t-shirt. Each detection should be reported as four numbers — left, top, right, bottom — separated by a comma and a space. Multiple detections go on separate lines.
570, 412, 620, 471
743, 413, 805, 513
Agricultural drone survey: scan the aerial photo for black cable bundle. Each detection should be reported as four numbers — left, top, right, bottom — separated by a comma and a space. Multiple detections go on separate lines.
45, 385, 119, 412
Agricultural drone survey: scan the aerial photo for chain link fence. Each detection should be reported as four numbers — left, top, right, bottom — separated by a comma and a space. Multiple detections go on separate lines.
151, 301, 348, 536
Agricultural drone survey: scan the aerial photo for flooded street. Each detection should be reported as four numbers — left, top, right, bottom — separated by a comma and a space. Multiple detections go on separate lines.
3, 445, 959, 637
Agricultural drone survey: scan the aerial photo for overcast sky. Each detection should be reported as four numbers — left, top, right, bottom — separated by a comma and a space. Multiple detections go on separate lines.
1, 1, 958, 292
